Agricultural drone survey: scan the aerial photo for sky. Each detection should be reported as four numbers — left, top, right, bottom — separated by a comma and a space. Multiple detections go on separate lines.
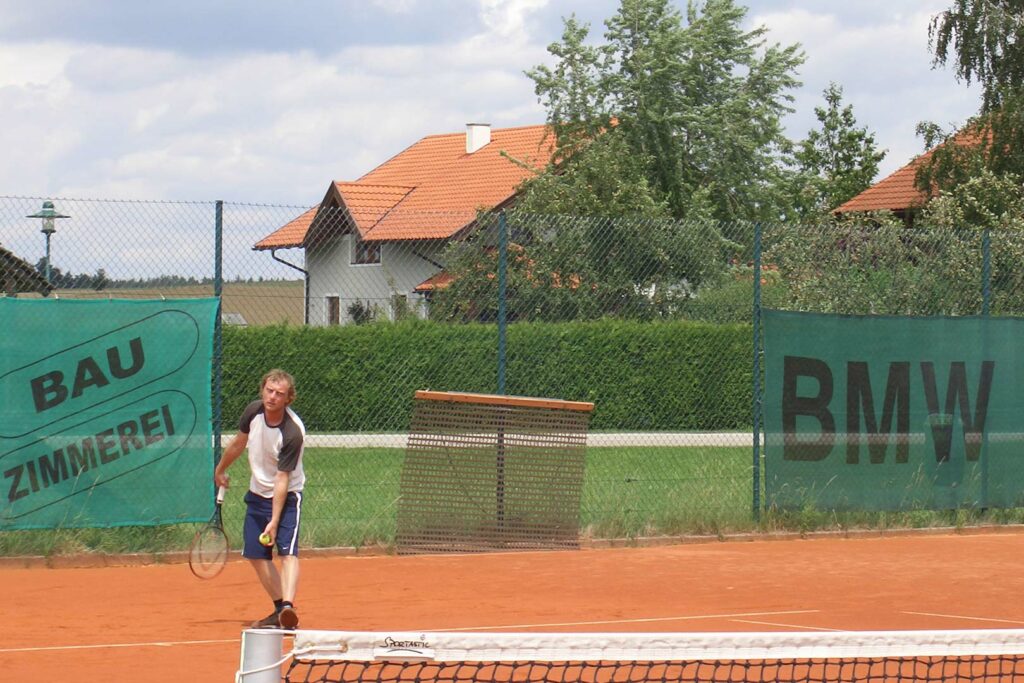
0, 0, 979, 207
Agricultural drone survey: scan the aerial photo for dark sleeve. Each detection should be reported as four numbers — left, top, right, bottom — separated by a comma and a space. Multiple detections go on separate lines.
276, 414, 304, 472
238, 400, 263, 433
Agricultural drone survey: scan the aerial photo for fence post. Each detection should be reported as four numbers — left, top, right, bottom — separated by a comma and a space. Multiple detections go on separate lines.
213, 200, 224, 472
497, 211, 507, 395
982, 228, 991, 316
752, 222, 762, 523
981, 227, 991, 507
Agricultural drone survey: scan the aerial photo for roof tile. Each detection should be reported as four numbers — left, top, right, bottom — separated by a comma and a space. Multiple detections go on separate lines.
836, 129, 983, 214
255, 207, 317, 250
258, 124, 554, 249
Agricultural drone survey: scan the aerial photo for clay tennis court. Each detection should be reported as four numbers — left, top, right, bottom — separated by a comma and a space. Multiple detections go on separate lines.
3, 530, 1024, 682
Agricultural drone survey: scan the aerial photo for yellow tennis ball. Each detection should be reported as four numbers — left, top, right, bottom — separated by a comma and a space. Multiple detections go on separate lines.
259, 532, 272, 546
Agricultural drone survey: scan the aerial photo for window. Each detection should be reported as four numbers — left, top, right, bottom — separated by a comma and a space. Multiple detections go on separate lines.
326, 296, 340, 326
352, 239, 381, 265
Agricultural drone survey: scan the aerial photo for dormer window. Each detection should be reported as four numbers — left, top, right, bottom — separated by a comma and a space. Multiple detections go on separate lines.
352, 239, 381, 265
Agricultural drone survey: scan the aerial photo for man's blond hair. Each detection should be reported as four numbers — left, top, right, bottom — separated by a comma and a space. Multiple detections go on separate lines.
260, 369, 296, 401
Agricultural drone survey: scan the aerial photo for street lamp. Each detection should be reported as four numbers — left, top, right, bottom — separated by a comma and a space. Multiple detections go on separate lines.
28, 201, 70, 284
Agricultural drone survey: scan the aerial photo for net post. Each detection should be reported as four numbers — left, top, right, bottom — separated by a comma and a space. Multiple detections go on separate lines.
238, 629, 283, 683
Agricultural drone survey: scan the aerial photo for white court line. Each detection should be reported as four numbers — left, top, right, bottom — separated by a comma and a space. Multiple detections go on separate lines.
0, 638, 238, 654
902, 611, 1024, 626
426, 610, 820, 632
730, 619, 841, 631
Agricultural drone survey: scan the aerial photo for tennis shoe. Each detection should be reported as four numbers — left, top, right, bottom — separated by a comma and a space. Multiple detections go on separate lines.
251, 611, 280, 629
278, 606, 299, 630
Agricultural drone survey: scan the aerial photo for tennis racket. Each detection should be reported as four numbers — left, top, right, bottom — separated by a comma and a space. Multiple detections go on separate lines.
189, 485, 229, 580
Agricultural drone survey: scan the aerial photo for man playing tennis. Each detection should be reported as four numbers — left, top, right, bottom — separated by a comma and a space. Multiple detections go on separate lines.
214, 368, 306, 630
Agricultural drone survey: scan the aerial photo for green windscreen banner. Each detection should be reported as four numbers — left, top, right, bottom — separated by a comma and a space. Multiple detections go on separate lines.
0, 298, 218, 529
764, 309, 1024, 512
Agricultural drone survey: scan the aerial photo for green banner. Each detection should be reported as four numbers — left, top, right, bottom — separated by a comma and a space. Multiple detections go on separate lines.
764, 310, 1024, 512
1, 298, 217, 529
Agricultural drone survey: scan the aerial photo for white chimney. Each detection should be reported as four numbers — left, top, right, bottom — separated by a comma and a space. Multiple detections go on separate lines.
466, 123, 491, 154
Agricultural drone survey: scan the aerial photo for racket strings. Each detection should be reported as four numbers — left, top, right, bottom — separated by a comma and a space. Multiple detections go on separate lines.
190, 525, 229, 579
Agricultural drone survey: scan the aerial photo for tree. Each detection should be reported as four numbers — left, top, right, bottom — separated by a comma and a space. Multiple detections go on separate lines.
429, 210, 737, 323
920, 168, 1024, 313
525, 0, 804, 222
434, 0, 804, 322
790, 83, 886, 216
525, 15, 611, 164
929, 0, 1024, 114
35, 258, 68, 287
513, 130, 668, 218
921, 2, 1024, 194
92, 268, 109, 291
922, 167, 1024, 229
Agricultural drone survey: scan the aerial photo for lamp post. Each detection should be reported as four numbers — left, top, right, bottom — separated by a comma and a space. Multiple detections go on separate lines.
28, 201, 70, 284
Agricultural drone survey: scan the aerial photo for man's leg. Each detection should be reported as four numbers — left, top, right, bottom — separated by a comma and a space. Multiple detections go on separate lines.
248, 558, 285, 627
280, 555, 299, 603
275, 491, 302, 630
277, 555, 300, 628
249, 558, 283, 601
243, 493, 287, 628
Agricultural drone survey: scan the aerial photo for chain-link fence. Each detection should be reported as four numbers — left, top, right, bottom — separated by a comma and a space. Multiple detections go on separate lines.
2, 195, 1022, 556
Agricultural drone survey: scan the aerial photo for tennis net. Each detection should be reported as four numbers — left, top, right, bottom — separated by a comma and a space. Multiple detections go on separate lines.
237, 628, 1024, 683
397, 390, 594, 554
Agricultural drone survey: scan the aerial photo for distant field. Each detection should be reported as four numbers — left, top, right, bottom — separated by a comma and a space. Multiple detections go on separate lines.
48, 280, 305, 326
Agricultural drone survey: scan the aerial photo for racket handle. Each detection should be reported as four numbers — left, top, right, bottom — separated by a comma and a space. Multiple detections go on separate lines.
216, 485, 227, 504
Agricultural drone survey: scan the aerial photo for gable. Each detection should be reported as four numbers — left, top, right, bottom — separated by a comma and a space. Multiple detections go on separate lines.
335, 182, 416, 232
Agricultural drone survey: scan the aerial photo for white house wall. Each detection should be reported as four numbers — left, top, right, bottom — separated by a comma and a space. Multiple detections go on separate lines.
306, 235, 445, 325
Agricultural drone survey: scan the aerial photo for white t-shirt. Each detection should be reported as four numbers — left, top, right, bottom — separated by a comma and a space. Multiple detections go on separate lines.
238, 399, 306, 497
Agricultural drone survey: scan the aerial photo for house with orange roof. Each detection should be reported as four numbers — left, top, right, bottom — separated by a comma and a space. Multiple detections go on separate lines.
833, 156, 928, 222
255, 123, 555, 325
835, 129, 982, 222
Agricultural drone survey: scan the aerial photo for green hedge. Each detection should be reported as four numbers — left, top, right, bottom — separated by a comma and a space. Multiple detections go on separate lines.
221, 319, 752, 433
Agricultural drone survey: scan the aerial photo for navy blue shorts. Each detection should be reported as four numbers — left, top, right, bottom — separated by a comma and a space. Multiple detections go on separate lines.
242, 490, 303, 559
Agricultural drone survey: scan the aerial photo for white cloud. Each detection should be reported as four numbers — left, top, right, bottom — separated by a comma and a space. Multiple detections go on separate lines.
751, 5, 978, 177
478, 0, 551, 39
0, 0, 559, 204
0, 1, 996, 281
0, 1, 984, 204
0, 41, 73, 88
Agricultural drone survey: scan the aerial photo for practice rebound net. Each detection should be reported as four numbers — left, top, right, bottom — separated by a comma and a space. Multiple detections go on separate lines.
237, 628, 1024, 683
395, 390, 594, 554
